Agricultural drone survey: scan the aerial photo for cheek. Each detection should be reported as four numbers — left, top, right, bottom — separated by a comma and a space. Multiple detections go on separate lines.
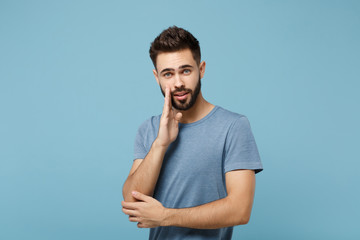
189, 76, 199, 87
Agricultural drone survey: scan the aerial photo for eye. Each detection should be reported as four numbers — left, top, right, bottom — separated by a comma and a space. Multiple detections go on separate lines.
163, 72, 172, 78
183, 69, 191, 74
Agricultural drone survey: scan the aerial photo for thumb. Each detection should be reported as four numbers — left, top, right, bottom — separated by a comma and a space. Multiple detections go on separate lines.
132, 191, 150, 202
175, 112, 182, 122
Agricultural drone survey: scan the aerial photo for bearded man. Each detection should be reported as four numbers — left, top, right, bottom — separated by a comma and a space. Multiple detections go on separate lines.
122, 26, 263, 240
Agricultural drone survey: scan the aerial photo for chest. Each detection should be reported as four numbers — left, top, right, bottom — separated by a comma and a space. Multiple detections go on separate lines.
162, 126, 227, 176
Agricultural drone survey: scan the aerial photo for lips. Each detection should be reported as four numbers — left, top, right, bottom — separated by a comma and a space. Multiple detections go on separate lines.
174, 91, 188, 96
173, 91, 189, 101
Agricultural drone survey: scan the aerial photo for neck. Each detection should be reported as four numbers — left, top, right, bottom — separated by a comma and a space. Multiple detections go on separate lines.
176, 91, 215, 124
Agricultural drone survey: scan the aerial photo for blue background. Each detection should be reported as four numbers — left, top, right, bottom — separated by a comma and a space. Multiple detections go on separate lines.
1, 0, 359, 239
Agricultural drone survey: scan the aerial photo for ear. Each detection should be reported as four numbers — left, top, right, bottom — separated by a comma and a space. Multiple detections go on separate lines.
153, 69, 160, 85
199, 61, 206, 79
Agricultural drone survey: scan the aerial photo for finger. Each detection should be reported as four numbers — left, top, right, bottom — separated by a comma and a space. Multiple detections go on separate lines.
166, 86, 172, 108
162, 86, 171, 116
121, 201, 139, 210
175, 112, 182, 122
137, 222, 146, 228
129, 216, 141, 222
132, 191, 152, 202
122, 208, 138, 217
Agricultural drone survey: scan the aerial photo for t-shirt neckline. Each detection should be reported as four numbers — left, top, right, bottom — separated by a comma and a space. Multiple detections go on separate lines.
178, 105, 220, 128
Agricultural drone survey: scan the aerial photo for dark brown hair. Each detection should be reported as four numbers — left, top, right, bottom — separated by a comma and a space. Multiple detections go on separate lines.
149, 26, 201, 68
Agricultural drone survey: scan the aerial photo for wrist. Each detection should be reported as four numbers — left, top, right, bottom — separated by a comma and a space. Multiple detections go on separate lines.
153, 138, 169, 150
161, 207, 173, 227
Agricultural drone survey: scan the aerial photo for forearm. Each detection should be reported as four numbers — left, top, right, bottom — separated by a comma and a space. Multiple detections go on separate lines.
122, 139, 167, 202
162, 196, 253, 229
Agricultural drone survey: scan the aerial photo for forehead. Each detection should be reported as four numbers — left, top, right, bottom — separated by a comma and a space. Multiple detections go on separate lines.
156, 48, 197, 71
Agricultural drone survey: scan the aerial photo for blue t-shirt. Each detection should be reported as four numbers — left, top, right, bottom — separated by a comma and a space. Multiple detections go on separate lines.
134, 106, 263, 240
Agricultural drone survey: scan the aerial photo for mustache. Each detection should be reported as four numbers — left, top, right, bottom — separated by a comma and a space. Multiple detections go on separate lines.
159, 86, 193, 97
172, 87, 192, 96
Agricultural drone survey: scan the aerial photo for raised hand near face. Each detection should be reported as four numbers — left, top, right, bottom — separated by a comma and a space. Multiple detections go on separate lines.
156, 86, 183, 148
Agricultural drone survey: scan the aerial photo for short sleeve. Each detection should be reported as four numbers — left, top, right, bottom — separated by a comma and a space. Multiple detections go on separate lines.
224, 116, 263, 174
133, 120, 150, 161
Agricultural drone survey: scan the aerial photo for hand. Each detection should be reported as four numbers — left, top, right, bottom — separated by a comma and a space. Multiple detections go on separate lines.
122, 191, 168, 228
156, 86, 182, 147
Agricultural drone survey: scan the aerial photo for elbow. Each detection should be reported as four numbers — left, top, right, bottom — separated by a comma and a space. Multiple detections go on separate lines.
122, 189, 128, 202
122, 181, 134, 202
232, 215, 250, 226
122, 180, 145, 202
233, 210, 251, 226
122, 188, 130, 202
123, 194, 136, 202
122, 189, 137, 202
237, 215, 251, 225
229, 199, 253, 226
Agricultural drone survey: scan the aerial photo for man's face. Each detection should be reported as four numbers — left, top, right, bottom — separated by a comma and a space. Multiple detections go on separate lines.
153, 48, 205, 111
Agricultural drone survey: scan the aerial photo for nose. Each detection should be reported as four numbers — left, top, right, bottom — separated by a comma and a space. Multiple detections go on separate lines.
174, 73, 184, 89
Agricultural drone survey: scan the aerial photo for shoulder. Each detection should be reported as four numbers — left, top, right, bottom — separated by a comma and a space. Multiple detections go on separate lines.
214, 106, 249, 125
136, 114, 161, 134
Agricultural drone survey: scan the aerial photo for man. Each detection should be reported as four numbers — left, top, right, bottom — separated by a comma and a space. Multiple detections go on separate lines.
122, 26, 263, 239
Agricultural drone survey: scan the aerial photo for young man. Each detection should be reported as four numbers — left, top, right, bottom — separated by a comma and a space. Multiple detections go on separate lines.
122, 26, 263, 239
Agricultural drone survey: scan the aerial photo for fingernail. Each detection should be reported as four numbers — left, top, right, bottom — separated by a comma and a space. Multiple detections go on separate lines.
132, 191, 137, 195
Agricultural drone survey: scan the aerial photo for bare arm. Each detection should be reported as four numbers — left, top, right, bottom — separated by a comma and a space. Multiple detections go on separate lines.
122, 169, 256, 229
122, 141, 168, 202
122, 86, 182, 202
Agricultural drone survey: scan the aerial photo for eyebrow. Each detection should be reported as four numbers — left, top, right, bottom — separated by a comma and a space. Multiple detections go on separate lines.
160, 64, 194, 74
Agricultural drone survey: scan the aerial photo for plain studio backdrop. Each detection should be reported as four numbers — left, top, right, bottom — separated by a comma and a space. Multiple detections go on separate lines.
1, 0, 359, 239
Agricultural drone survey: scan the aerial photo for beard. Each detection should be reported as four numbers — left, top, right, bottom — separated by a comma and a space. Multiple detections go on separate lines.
160, 74, 201, 111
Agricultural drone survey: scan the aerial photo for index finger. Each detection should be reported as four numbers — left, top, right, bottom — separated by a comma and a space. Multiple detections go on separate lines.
121, 201, 140, 210
163, 86, 172, 114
